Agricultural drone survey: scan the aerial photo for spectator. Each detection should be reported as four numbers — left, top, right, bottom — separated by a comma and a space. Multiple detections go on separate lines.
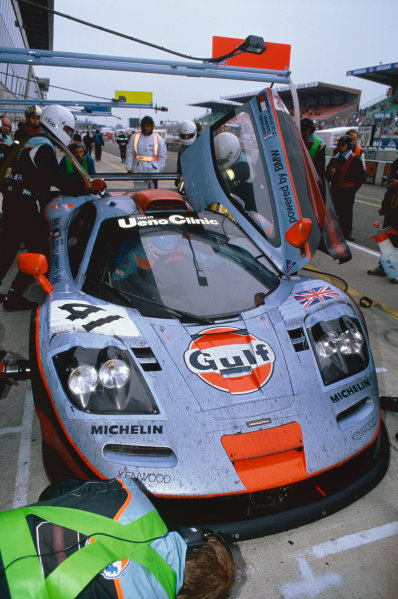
346, 128, 366, 168
0, 478, 236, 598
367, 157, 398, 283
93, 129, 105, 161
116, 129, 129, 162
59, 141, 96, 178
325, 135, 366, 241
195, 121, 203, 137
0, 105, 106, 311
13, 105, 42, 142
83, 130, 93, 155
125, 115, 167, 189
300, 117, 326, 190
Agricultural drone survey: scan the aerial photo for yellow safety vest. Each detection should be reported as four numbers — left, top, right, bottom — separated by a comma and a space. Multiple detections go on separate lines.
134, 131, 159, 162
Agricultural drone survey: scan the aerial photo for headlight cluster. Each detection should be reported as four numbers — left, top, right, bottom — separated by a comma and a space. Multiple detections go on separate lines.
53, 346, 158, 414
308, 316, 369, 385
68, 359, 131, 396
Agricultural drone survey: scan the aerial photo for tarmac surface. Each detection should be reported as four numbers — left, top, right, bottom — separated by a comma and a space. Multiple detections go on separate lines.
0, 143, 397, 598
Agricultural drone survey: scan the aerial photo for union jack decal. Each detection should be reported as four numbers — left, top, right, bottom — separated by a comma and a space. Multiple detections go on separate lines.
291, 286, 340, 308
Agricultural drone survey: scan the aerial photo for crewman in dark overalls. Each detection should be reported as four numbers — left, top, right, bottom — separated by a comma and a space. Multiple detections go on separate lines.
0, 104, 106, 311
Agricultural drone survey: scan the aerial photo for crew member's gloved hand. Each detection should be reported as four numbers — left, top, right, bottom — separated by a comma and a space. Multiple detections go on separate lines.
84, 179, 107, 193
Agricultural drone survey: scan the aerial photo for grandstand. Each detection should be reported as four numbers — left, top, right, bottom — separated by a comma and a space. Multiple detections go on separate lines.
190, 83, 362, 131
189, 65, 398, 150
347, 61, 398, 147
223, 82, 361, 128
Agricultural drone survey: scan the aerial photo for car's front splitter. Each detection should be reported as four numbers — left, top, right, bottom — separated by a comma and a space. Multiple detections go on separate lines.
156, 420, 390, 541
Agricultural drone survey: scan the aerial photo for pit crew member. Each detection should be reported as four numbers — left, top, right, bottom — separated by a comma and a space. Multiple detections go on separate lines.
300, 117, 326, 190
125, 116, 167, 189
0, 115, 12, 175
176, 120, 197, 178
0, 104, 106, 311
59, 142, 96, 177
0, 478, 236, 599
116, 130, 129, 162
13, 105, 42, 142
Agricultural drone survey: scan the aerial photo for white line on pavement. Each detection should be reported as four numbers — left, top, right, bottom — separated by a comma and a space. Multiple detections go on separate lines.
281, 557, 342, 599
12, 391, 34, 509
347, 241, 379, 257
0, 426, 22, 435
309, 521, 398, 559
376, 367, 387, 373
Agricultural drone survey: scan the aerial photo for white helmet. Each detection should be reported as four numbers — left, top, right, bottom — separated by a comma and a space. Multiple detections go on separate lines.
178, 120, 197, 146
214, 132, 241, 169
40, 105, 75, 146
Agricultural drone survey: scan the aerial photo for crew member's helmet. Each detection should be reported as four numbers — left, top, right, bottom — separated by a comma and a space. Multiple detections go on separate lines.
178, 120, 197, 146
214, 132, 241, 169
25, 105, 42, 118
40, 105, 75, 146
337, 134, 352, 147
300, 117, 315, 134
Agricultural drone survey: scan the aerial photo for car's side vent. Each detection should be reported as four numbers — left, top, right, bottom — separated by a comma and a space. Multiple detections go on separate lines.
287, 327, 309, 352
132, 347, 162, 371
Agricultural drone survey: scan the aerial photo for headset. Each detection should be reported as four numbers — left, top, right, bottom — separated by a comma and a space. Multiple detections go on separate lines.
176, 526, 233, 554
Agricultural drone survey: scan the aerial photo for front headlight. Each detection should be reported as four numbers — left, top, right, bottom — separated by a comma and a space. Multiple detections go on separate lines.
338, 329, 364, 355
68, 364, 98, 395
54, 346, 159, 414
99, 359, 130, 388
308, 316, 368, 385
316, 328, 364, 358
316, 332, 339, 358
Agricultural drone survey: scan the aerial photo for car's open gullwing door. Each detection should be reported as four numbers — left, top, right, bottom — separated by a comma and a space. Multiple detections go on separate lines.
182, 88, 350, 275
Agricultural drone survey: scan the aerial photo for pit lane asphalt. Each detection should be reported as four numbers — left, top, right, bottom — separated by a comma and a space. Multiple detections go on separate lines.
0, 146, 397, 598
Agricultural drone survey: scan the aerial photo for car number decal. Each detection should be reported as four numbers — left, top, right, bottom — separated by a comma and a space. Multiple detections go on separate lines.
184, 327, 275, 394
50, 300, 140, 336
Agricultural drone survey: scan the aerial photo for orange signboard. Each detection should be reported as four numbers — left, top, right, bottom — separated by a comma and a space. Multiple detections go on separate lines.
212, 36, 291, 70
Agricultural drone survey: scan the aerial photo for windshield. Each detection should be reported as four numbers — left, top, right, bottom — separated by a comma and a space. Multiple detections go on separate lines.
83, 210, 279, 321
212, 108, 280, 247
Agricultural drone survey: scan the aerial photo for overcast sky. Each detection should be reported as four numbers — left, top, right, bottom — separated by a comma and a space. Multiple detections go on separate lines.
35, 0, 397, 127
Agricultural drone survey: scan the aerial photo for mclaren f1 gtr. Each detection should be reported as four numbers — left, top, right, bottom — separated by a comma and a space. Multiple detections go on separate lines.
22, 88, 388, 539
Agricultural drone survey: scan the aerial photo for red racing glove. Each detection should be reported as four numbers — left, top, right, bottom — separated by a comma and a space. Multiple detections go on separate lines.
84, 179, 107, 193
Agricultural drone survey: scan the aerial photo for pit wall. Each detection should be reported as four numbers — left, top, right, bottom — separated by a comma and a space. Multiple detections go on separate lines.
364, 160, 396, 186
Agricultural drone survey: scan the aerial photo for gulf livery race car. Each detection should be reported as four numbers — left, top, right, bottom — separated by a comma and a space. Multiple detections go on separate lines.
22, 89, 388, 539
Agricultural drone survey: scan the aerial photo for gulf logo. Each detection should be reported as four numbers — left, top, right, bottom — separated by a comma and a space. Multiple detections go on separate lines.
184, 327, 275, 394
86, 538, 129, 579
101, 559, 130, 580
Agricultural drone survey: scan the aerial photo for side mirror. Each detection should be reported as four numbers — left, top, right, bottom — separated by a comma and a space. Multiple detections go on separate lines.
285, 218, 313, 251
17, 253, 53, 294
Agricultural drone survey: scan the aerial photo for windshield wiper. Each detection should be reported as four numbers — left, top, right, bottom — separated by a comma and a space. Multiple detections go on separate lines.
92, 279, 213, 324
185, 235, 208, 287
